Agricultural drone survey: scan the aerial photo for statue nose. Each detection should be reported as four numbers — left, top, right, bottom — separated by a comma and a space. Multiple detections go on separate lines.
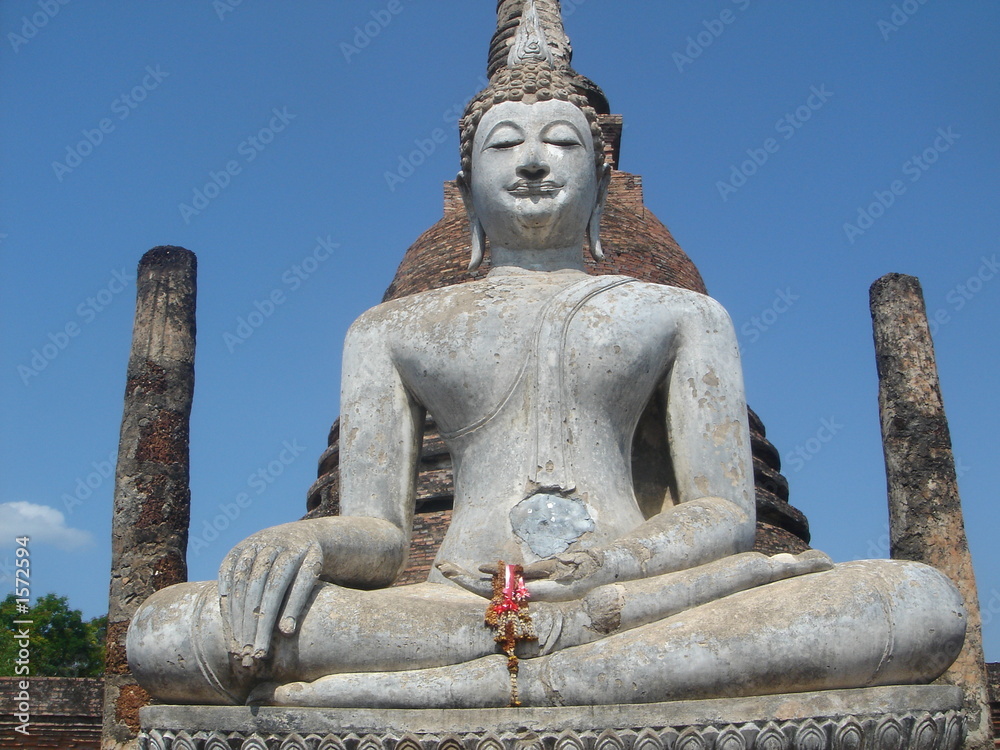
517, 159, 550, 182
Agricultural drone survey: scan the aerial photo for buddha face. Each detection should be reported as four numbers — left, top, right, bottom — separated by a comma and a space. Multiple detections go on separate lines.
468, 99, 602, 252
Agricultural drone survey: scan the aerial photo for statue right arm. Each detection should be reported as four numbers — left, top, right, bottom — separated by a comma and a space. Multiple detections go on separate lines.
219, 310, 424, 665
335, 310, 425, 575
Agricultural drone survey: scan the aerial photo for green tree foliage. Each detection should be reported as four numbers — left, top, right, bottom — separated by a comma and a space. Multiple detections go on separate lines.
0, 593, 105, 677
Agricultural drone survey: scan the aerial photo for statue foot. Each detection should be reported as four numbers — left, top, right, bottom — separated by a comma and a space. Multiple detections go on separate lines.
769, 549, 833, 580
245, 681, 280, 706
265, 656, 513, 709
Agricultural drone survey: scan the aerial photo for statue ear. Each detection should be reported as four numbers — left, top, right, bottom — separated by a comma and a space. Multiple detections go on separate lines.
588, 164, 612, 262
456, 171, 485, 271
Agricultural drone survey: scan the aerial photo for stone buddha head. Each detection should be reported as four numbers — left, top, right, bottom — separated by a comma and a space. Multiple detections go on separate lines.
456, 6, 611, 270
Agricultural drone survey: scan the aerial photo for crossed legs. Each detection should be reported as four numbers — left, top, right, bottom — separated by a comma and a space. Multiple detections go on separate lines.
127, 556, 965, 707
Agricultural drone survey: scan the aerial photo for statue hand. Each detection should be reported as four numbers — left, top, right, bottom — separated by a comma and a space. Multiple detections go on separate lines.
436, 561, 494, 598
218, 524, 324, 668
519, 549, 606, 602
438, 549, 608, 602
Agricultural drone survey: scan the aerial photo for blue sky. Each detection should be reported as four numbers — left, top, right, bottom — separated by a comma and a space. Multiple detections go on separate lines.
1, 1, 999, 660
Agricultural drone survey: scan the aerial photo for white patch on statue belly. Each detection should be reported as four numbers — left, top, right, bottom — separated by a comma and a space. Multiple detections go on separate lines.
510, 493, 596, 558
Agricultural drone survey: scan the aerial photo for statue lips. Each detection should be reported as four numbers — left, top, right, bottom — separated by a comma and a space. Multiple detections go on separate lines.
507, 179, 563, 199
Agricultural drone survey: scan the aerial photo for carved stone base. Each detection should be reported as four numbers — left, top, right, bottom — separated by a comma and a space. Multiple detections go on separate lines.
139, 685, 965, 750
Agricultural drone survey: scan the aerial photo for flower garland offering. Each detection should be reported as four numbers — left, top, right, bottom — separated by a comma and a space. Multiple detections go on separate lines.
485, 561, 536, 706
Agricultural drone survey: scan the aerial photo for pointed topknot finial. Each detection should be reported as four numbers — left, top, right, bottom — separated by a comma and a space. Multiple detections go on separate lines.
507, 0, 557, 68
488, 0, 571, 78
486, 0, 608, 115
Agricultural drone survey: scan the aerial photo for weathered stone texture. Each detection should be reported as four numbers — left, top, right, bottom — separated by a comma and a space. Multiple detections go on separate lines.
489, 0, 575, 81
308, 402, 807, 586
870, 272, 992, 750
138, 685, 966, 750
8, 670, 1000, 749
105, 246, 197, 749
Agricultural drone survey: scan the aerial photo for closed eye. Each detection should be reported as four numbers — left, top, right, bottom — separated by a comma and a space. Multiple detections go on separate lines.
482, 122, 525, 151
542, 121, 585, 148
487, 137, 524, 149
545, 137, 583, 147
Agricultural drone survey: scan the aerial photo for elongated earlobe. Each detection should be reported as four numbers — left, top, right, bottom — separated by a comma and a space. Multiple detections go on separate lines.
588, 164, 612, 262
456, 171, 485, 271
468, 220, 486, 272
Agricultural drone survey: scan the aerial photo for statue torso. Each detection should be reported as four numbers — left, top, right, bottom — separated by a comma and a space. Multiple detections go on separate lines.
350, 268, 715, 575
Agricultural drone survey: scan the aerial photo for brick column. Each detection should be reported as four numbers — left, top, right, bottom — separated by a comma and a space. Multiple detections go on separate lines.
870, 272, 992, 750
103, 247, 196, 749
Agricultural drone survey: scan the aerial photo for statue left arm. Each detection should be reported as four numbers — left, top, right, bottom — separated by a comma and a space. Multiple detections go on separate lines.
523, 295, 758, 600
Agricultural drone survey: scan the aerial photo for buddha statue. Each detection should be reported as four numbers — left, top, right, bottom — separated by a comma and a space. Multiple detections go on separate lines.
127, 0, 966, 709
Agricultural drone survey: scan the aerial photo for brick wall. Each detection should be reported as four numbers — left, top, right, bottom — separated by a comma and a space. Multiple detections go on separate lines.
397, 510, 453, 585
988, 663, 1000, 747
0, 677, 102, 749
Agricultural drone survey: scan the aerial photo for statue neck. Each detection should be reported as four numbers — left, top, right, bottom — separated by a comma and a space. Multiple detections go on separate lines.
488, 244, 586, 273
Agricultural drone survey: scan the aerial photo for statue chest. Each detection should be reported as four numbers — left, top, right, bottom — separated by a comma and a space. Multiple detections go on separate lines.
389, 280, 676, 517
395, 295, 669, 433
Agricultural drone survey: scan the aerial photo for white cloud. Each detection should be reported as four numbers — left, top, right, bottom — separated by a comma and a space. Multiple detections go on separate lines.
0, 502, 94, 551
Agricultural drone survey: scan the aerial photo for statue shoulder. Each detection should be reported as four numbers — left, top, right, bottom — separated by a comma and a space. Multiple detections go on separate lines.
625, 281, 736, 331
344, 301, 399, 351
345, 285, 473, 345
